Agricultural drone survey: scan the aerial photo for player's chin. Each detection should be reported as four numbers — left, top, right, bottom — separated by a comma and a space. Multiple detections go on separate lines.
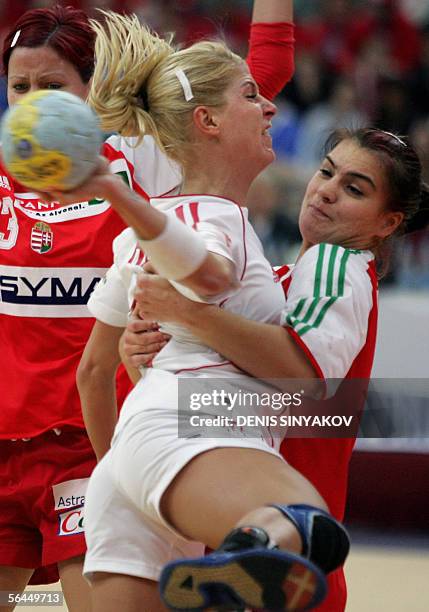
267, 147, 276, 162
261, 147, 276, 168
250, 147, 275, 178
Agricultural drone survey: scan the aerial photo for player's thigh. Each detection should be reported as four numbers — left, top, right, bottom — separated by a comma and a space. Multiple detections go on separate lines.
0, 566, 33, 612
58, 555, 91, 612
84, 453, 204, 584
161, 446, 327, 549
91, 572, 168, 612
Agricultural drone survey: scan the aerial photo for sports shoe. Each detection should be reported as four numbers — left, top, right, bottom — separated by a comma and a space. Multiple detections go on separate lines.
159, 526, 327, 611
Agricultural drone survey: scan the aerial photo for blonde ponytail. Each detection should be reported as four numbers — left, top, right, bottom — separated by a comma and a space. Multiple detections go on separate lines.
89, 11, 174, 141
89, 11, 244, 164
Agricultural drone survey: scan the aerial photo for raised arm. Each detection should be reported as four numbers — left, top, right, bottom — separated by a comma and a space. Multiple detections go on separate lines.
252, 0, 293, 23
247, 0, 295, 101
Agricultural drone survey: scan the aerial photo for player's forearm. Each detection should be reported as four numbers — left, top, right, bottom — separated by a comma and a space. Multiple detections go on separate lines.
106, 181, 233, 297
80, 381, 118, 461
252, 0, 293, 23
76, 321, 123, 461
125, 367, 142, 385
179, 303, 318, 382
105, 176, 166, 239
82, 398, 117, 461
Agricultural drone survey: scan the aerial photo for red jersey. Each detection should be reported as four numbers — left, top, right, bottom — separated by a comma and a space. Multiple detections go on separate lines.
0, 137, 180, 438
276, 249, 379, 612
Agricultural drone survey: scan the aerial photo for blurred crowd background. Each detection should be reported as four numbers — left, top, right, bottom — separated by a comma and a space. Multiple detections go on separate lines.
1, 0, 429, 288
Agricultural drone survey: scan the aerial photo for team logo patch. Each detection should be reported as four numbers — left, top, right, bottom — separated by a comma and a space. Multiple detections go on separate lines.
53, 478, 88, 537
58, 506, 85, 536
31, 221, 53, 253
52, 477, 88, 510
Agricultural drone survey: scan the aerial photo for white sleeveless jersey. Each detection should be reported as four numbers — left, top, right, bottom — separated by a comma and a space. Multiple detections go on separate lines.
88, 194, 286, 376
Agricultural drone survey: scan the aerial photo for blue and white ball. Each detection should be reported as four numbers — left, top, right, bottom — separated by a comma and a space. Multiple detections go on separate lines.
1, 90, 103, 191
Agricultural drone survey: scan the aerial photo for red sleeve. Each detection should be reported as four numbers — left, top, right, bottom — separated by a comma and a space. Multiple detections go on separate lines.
246, 22, 295, 101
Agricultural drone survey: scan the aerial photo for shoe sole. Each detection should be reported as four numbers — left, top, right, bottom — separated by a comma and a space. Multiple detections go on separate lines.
160, 549, 327, 611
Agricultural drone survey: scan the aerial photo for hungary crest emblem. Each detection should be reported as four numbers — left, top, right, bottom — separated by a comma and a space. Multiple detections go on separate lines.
31, 221, 53, 254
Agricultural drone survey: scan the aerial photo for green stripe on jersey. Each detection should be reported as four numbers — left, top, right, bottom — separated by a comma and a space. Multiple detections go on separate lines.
313, 243, 326, 298
285, 297, 307, 327
338, 249, 351, 295
294, 244, 354, 337
297, 296, 338, 336
326, 244, 339, 296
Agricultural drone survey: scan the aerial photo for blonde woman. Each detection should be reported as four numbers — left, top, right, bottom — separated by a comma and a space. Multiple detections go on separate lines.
42, 12, 349, 612
78, 0, 296, 463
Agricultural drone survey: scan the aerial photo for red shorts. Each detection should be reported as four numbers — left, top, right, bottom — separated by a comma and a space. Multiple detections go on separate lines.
0, 428, 96, 569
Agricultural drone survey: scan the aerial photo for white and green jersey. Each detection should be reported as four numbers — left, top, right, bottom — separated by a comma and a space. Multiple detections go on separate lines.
280, 243, 376, 380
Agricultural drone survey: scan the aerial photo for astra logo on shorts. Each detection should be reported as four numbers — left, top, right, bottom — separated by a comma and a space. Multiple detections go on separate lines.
53, 477, 89, 510
58, 506, 85, 536
53, 478, 88, 536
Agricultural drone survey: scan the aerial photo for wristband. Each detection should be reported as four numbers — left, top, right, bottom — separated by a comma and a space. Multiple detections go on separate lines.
137, 214, 207, 281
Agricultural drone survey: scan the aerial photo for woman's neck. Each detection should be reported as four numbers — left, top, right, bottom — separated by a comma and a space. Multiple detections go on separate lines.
181, 177, 248, 205
181, 149, 258, 206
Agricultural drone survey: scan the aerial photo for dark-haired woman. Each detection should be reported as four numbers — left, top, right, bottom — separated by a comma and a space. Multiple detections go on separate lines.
119, 127, 429, 611
0, 2, 295, 609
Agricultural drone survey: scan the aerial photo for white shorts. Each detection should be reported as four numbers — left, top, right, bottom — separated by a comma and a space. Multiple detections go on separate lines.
83, 369, 283, 580
83, 453, 205, 581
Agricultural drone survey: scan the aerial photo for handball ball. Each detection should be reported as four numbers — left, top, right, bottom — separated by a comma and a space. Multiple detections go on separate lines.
0, 90, 103, 191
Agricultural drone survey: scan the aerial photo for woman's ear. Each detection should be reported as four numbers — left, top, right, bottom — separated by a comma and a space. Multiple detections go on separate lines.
192, 106, 221, 137
378, 211, 405, 239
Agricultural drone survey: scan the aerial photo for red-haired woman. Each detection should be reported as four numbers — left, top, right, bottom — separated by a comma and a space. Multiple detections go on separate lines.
0, 2, 295, 610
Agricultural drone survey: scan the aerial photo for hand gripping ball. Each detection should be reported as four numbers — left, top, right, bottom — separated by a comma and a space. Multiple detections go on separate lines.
1, 90, 103, 191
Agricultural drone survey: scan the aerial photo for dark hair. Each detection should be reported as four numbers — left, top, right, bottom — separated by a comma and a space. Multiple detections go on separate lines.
325, 127, 429, 236
2, 5, 95, 84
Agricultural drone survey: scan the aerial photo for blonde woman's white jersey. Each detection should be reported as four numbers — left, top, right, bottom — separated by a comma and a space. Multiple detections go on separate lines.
88, 193, 285, 376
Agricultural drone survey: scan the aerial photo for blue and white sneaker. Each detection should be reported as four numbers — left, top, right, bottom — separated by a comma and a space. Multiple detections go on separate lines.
159, 526, 327, 611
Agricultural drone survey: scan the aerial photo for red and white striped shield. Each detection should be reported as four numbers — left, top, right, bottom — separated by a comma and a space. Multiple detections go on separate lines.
31, 221, 53, 254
